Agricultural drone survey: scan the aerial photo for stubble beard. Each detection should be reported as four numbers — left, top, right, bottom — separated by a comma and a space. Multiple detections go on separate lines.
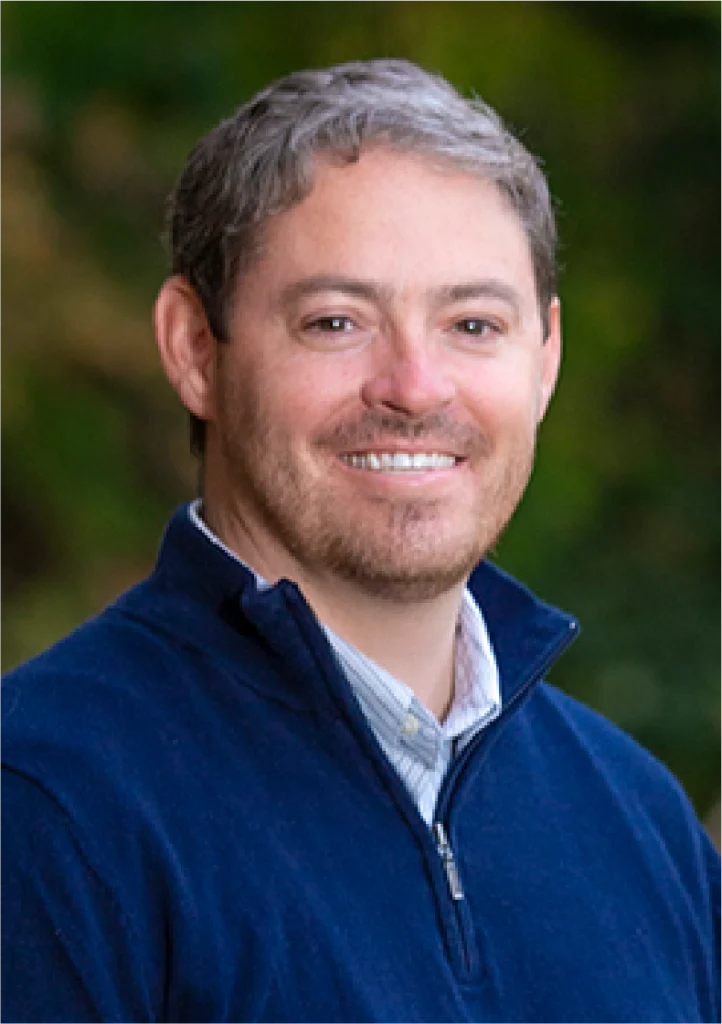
219, 400, 536, 603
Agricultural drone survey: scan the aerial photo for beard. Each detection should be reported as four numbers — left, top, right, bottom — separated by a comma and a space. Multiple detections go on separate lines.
217, 391, 536, 603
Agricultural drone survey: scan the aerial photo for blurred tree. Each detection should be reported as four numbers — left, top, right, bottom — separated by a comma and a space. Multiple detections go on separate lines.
2, 1, 719, 815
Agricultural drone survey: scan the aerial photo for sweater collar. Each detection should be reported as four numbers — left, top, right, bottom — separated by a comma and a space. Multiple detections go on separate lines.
144, 504, 578, 710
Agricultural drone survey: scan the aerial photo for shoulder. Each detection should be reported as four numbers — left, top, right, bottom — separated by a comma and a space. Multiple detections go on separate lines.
2, 599, 182, 811
3, 594, 194, 742
528, 682, 718, 872
1, 577, 252, 823
1, 570, 308, 827
532, 681, 681, 785
1, 586, 258, 911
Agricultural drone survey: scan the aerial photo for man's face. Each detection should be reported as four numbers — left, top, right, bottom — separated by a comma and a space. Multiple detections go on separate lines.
206, 149, 560, 600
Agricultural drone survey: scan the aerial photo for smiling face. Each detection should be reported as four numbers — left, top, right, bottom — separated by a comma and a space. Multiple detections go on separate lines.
164, 148, 561, 601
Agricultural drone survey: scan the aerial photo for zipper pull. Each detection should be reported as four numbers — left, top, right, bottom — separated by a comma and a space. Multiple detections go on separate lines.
433, 822, 465, 901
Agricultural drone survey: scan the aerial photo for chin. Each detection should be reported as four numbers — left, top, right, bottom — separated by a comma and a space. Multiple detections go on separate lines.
315, 525, 491, 603
333, 562, 478, 603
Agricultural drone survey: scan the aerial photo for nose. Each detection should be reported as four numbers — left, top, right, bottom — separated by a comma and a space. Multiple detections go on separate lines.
360, 339, 456, 417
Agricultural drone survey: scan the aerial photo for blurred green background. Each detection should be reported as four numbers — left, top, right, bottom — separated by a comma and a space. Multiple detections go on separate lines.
2, 2, 719, 823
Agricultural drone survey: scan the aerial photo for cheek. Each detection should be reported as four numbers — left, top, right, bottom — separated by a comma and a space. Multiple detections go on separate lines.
273, 357, 363, 425
464, 365, 541, 438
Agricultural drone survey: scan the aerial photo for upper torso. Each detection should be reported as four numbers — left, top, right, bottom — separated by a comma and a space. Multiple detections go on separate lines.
2, 507, 719, 1023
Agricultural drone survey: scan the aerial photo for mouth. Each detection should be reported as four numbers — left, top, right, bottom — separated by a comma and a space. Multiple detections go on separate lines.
339, 452, 464, 472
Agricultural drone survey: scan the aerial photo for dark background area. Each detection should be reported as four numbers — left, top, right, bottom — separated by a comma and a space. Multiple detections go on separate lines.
2, 2, 719, 823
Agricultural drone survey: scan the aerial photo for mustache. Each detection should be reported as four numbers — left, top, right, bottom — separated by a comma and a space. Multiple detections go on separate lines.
317, 411, 493, 457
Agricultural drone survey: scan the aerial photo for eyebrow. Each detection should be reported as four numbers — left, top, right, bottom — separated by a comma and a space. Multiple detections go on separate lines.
430, 281, 522, 315
279, 275, 394, 309
278, 274, 523, 317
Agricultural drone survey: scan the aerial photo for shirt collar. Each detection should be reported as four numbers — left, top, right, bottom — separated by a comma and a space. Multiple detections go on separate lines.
189, 500, 271, 589
187, 500, 502, 759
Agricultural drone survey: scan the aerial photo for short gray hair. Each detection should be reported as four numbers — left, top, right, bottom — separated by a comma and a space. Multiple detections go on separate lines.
166, 59, 557, 456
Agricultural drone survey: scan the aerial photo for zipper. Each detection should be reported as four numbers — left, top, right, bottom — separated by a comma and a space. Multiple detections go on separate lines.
433, 821, 464, 901
281, 579, 579, 982
429, 619, 580, 979
433, 818, 473, 974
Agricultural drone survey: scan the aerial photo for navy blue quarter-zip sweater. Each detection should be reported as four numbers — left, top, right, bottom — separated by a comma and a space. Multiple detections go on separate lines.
2, 506, 719, 1023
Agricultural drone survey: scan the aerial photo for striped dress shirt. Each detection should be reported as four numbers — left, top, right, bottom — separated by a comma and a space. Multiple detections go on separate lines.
189, 501, 502, 825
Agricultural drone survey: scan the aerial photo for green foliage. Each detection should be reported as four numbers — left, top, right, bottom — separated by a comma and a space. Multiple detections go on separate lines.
2, 2, 719, 815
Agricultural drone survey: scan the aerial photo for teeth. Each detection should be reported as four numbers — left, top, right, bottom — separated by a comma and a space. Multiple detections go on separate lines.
342, 453, 457, 472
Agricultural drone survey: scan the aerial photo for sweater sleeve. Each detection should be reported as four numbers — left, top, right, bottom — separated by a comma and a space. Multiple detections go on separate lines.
1, 768, 157, 1024
701, 826, 722, 1023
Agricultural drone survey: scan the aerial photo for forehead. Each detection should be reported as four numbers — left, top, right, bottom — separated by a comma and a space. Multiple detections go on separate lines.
244, 149, 537, 302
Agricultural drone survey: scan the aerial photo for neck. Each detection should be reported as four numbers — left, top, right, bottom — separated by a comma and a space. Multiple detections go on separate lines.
203, 498, 463, 721
303, 579, 463, 721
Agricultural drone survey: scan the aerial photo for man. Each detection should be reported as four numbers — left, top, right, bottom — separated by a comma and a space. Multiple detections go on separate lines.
2, 59, 719, 1024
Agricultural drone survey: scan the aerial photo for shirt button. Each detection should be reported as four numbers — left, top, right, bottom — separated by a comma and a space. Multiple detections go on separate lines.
402, 713, 420, 736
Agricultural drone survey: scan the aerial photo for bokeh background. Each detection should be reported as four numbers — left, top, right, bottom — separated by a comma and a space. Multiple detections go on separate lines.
3, 2, 719, 827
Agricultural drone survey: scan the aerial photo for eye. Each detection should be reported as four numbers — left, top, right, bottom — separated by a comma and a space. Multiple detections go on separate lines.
297, 311, 371, 351
305, 315, 356, 333
453, 318, 500, 337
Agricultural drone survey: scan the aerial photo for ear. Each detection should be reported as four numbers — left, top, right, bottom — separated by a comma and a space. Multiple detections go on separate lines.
154, 276, 218, 424
537, 296, 562, 424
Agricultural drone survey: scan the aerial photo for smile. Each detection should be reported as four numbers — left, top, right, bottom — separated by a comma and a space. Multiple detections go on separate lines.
340, 452, 460, 472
